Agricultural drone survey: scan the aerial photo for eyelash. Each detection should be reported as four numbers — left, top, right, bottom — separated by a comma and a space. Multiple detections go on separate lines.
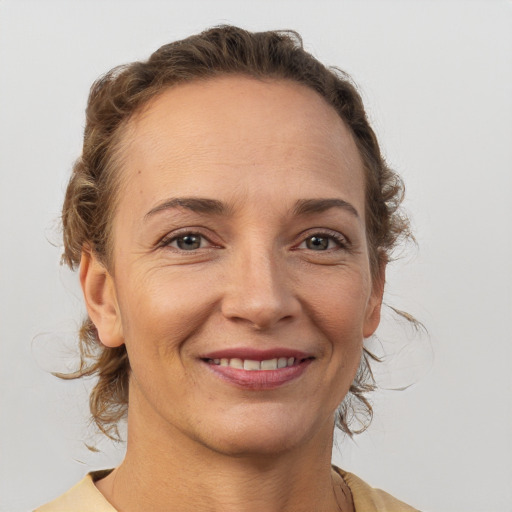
158, 228, 350, 253
159, 230, 217, 251
295, 230, 350, 252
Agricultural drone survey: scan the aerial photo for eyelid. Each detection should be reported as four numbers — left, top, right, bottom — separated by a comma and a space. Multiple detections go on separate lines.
294, 228, 351, 250
158, 228, 221, 250
156, 227, 350, 252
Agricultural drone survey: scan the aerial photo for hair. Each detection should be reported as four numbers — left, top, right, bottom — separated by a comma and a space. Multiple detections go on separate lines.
59, 25, 412, 440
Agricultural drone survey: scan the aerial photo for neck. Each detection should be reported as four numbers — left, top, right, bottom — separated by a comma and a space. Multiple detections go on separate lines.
96, 386, 352, 512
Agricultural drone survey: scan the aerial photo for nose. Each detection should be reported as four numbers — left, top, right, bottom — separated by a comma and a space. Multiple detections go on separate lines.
221, 245, 301, 330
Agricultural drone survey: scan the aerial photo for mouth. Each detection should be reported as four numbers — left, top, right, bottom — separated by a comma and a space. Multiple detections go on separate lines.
199, 349, 314, 390
204, 356, 308, 370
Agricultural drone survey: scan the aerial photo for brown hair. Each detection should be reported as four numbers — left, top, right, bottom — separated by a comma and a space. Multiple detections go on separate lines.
60, 25, 411, 439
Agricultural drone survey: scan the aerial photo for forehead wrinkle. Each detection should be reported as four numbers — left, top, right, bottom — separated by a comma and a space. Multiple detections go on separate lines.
121, 80, 364, 196
125, 77, 353, 157
115, 77, 367, 235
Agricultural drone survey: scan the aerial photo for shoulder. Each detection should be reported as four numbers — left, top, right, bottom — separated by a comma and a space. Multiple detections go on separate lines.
34, 470, 116, 512
334, 466, 420, 512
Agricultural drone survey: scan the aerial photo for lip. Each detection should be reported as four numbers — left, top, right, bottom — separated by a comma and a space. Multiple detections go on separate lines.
199, 348, 314, 390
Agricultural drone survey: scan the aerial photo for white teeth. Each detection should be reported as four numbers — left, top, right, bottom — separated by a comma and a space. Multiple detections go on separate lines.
260, 358, 278, 370
243, 359, 261, 370
209, 357, 297, 370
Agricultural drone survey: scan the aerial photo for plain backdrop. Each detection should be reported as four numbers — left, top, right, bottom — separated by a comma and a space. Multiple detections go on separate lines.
1, 1, 511, 511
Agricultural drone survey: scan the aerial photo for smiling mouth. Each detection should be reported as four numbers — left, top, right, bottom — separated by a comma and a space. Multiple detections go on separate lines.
200, 354, 314, 389
204, 357, 306, 371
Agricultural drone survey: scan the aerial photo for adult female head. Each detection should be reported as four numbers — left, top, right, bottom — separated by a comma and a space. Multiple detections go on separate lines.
40, 25, 416, 512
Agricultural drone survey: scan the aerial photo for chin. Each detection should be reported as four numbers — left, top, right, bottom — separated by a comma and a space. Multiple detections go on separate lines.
206, 432, 302, 458
194, 408, 328, 458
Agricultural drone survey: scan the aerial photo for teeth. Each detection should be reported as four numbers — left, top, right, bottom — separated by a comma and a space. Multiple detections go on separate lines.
243, 359, 261, 370
260, 358, 278, 370
210, 357, 296, 370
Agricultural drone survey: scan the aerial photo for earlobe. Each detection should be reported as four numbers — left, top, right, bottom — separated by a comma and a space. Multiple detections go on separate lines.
80, 249, 124, 348
363, 261, 386, 338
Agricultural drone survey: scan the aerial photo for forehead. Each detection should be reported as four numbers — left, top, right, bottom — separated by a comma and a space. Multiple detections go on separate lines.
129, 75, 356, 156
117, 75, 365, 213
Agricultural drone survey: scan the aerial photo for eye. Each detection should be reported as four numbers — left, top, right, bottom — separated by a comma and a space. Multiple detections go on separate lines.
298, 232, 347, 251
166, 233, 208, 251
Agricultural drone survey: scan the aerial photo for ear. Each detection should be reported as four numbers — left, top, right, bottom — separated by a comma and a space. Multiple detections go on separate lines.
363, 260, 386, 338
80, 249, 124, 348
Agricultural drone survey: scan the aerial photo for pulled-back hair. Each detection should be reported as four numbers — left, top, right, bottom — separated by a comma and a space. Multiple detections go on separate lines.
60, 25, 410, 439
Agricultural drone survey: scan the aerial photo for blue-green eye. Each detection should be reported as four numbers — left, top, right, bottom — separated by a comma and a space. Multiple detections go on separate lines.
298, 233, 345, 251
169, 234, 204, 250
306, 236, 329, 250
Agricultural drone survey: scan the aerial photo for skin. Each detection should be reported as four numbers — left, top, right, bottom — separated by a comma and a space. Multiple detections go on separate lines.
81, 76, 385, 512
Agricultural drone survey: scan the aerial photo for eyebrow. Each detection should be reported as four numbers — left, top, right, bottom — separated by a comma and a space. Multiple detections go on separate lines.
144, 197, 227, 220
293, 198, 359, 218
144, 196, 359, 220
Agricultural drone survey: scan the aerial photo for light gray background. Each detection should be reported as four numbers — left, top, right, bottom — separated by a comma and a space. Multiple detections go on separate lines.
1, 1, 511, 511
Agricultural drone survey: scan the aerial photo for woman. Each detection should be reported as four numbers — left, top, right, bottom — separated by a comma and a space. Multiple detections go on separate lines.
36, 25, 418, 512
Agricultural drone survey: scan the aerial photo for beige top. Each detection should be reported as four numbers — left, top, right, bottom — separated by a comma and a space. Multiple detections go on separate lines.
35, 467, 419, 511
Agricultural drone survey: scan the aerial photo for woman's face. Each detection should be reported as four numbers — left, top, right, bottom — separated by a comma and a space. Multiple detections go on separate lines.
88, 76, 384, 456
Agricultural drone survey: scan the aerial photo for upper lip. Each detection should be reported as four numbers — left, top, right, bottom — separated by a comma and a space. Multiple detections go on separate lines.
200, 348, 314, 361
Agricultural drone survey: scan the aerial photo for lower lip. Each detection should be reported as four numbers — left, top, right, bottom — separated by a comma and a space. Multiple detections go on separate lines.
203, 359, 313, 390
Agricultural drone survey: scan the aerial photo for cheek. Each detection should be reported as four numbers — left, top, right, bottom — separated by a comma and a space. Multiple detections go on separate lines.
310, 274, 372, 341
119, 277, 186, 350
116, 269, 215, 360
306, 271, 371, 381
